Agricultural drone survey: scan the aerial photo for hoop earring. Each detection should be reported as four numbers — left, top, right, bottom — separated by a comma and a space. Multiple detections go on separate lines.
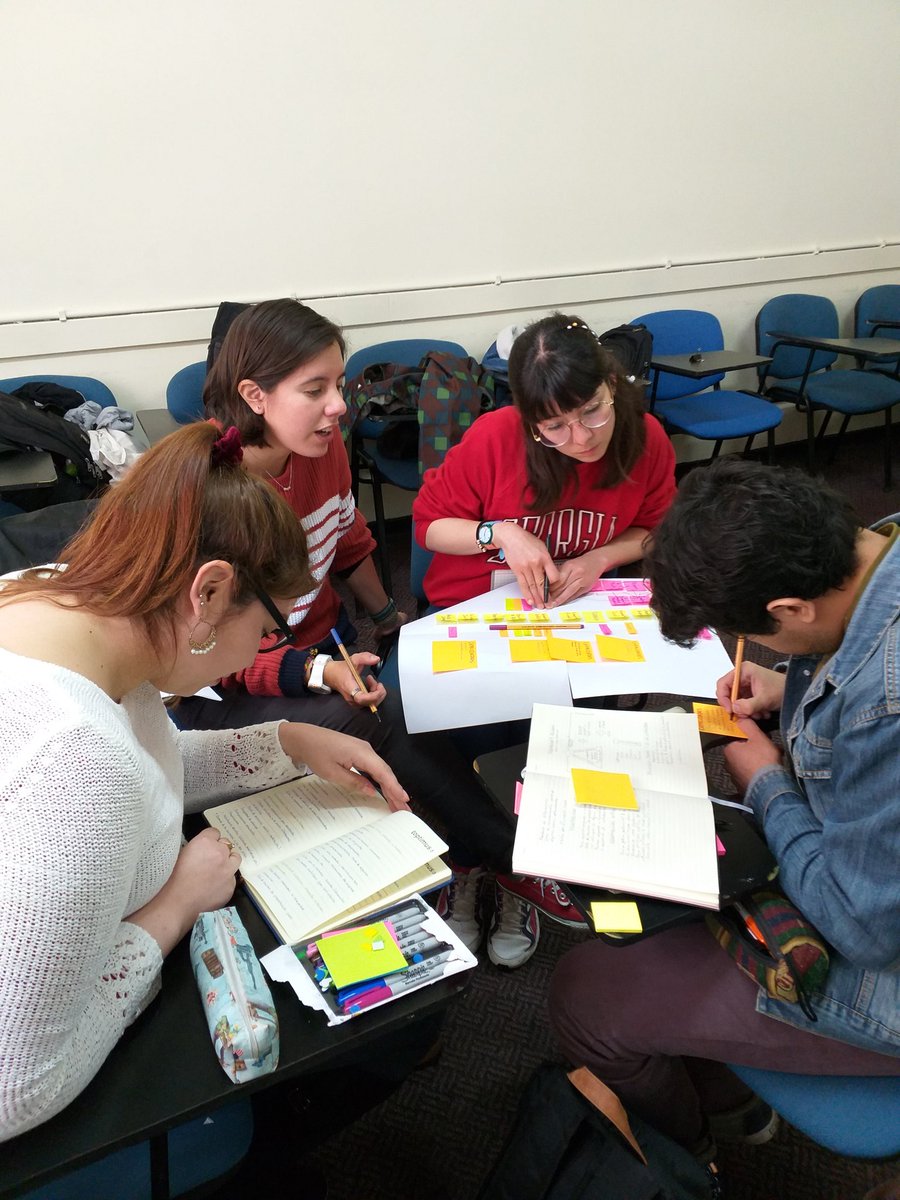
189, 599, 218, 655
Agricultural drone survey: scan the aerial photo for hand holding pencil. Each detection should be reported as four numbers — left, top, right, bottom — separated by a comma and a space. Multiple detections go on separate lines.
329, 629, 384, 722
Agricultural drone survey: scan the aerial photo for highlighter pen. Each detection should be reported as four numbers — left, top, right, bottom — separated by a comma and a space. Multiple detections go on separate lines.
330, 627, 381, 723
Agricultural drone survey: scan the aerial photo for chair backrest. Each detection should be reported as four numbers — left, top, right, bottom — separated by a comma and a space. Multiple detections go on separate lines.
166, 361, 207, 424
0, 374, 117, 409
630, 310, 725, 400
855, 283, 900, 340
344, 337, 468, 379
755, 294, 839, 380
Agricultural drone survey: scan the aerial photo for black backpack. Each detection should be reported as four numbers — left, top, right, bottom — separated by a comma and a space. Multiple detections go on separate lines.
476, 1063, 714, 1200
207, 301, 251, 372
599, 323, 654, 385
0, 391, 108, 510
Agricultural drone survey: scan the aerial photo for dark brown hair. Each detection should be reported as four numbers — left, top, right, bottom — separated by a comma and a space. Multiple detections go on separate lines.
204, 298, 346, 445
508, 312, 647, 512
1, 423, 313, 652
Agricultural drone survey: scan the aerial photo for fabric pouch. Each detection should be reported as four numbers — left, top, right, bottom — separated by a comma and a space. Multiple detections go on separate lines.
190, 906, 279, 1082
706, 888, 830, 1020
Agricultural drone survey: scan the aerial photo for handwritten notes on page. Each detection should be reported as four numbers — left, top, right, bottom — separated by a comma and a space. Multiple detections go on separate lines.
432, 641, 478, 673
692, 702, 749, 739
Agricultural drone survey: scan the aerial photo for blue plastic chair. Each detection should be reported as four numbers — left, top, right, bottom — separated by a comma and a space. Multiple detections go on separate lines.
166, 362, 207, 424
343, 338, 467, 594
756, 293, 900, 486
0, 374, 117, 409
21, 1100, 253, 1199
855, 284, 900, 377
728, 1066, 900, 1159
633, 309, 782, 461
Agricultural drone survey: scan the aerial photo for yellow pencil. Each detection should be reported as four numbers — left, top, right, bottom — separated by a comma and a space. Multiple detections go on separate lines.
330, 627, 381, 722
730, 635, 745, 719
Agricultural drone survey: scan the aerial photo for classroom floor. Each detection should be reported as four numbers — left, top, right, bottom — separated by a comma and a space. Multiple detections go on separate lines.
314, 424, 900, 1200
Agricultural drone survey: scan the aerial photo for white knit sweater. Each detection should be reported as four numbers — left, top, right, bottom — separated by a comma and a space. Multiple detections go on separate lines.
0, 647, 302, 1143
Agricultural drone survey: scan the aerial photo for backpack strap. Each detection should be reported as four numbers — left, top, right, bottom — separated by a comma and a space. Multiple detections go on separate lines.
567, 1066, 648, 1165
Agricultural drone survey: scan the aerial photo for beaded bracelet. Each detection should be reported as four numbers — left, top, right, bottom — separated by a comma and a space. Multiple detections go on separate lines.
369, 598, 397, 625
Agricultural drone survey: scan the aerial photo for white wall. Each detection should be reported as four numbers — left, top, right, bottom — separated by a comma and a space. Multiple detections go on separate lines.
1, 0, 898, 428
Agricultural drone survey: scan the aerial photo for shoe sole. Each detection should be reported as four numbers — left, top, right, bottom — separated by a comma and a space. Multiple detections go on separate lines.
495, 880, 589, 929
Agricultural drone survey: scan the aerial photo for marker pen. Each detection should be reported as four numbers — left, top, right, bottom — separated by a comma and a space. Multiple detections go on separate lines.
342, 952, 456, 1012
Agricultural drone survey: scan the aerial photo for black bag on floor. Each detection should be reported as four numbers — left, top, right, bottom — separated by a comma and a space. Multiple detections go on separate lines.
0, 391, 108, 511
476, 1063, 713, 1200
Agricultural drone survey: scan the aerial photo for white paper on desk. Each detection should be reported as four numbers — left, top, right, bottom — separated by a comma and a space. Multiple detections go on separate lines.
397, 579, 733, 734
260, 896, 477, 1027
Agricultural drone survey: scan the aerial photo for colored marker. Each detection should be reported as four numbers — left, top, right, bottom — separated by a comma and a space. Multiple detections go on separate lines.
489, 623, 584, 631
342, 952, 456, 1012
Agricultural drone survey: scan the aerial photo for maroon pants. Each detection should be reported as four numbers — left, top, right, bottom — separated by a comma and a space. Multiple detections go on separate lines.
549, 922, 898, 1149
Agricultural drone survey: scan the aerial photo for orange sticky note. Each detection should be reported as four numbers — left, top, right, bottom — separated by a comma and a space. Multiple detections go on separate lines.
596, 636, 646, 662
505, 598, 523, 610
590, 901, 643, 934
571, 767, 639, 810
509, 639, 551, 663
692, 702, 749, 739
547, 636, 595, 663
432, 640, 478, 673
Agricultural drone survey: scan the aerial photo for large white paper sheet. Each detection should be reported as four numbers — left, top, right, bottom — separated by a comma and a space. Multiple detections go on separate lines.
398, 579, 733, 734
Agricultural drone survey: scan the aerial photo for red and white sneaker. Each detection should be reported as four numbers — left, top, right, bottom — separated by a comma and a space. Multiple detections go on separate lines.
495, 874, 588, 929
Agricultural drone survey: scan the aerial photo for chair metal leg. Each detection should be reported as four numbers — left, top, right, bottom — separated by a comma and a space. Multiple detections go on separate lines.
370, 472, 393, 597
806, 404, 818, 474
884, 406, 893, 490
150, 1132, 170, 1200
766, 427, 775, 464
826, 413, 851, 466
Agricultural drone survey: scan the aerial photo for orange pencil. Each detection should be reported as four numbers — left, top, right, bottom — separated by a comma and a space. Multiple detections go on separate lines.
730, 635, 745, 720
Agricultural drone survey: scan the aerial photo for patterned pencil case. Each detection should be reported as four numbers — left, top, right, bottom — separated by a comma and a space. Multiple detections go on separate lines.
190, 906, 280, 1083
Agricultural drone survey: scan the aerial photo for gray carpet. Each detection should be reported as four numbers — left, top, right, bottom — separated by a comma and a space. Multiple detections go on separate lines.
315, 425, 899, 1200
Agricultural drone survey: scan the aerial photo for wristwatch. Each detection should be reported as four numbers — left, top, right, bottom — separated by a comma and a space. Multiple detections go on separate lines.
305, 650, 333, 695
475, 520, 497, 552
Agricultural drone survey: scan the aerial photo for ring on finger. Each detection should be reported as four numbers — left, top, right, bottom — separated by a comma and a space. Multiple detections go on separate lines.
350, 686, 361, 698
221, 838, 235, 853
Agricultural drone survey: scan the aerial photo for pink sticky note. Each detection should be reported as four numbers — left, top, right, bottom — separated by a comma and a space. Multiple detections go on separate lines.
448, 627, 457, 638
521, 599, 534, 611
609, 594, 632, 606
590, 579, 618, 592
599, 623, 613, 635
699, 628, 713, 640
716, 835, 726, 856
514, 780, 523, 815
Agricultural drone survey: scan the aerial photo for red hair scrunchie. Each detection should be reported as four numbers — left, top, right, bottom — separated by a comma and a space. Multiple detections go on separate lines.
210, 424, 244, 467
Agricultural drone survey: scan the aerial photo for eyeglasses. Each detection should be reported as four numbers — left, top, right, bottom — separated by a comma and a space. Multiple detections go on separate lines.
532, 398, 615, 448
255, 587, 296, 653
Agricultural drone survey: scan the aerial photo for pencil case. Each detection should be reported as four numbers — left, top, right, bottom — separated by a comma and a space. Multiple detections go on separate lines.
190, 906, 280, 1083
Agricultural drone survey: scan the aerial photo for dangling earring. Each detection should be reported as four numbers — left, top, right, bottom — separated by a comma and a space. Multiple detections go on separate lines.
189, 598, 217, 655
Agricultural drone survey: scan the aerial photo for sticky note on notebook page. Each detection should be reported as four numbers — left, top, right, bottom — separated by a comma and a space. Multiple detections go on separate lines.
571, 768, 639, 811
509, 639, 551, 663
590, 901, 643, 934
547, 636, 595, 664
315, 920, 408, 989
692, 702, 749, 739
432, 640, 478, 673
596, 636, 645, 662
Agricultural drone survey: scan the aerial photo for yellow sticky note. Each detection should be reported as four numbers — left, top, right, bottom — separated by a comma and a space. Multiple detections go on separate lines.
596, 636, 646, 662
527, 612, 551, 623
435, 613, 457, 624
625, 622, 637, 635
571, 767, 639, 810
506, 612, 527, 623
456, 612, 480, 623
560, 611, 581, 622
581, 611, 605, 622
692, 702, 750, 739
606, 610, 628, 621
630, 606, 654, 619
483, 613, 506, 623
505, 598, 523, 610
590, 901, 643, 934
315, 921, 408, 989
432, 640, 478, 673
509, 639, 551, 663
547, 636, 596, 664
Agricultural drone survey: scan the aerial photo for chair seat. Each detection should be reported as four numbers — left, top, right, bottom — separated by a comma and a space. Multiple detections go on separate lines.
364, 444, 421, 490
805, 370, 900, 416
654, 391, 782, 441
728, 1065, 900, 1159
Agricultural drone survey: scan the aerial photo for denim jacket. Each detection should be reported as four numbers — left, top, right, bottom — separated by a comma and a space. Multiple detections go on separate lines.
746, 531, 900, 1057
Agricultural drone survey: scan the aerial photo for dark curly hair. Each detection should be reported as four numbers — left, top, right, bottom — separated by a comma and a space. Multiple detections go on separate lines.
644, 458, 861, 646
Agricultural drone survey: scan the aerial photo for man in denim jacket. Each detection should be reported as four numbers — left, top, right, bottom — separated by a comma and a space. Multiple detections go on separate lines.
550, 458, 898, 1172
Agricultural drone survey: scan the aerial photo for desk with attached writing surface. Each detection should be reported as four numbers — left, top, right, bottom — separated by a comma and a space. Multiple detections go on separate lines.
0, 885, 467, 1200
474, 739, 775, 946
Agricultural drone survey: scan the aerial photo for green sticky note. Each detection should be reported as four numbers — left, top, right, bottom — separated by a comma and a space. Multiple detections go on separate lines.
315, 920, 408, 990
590, 901, 643, 934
